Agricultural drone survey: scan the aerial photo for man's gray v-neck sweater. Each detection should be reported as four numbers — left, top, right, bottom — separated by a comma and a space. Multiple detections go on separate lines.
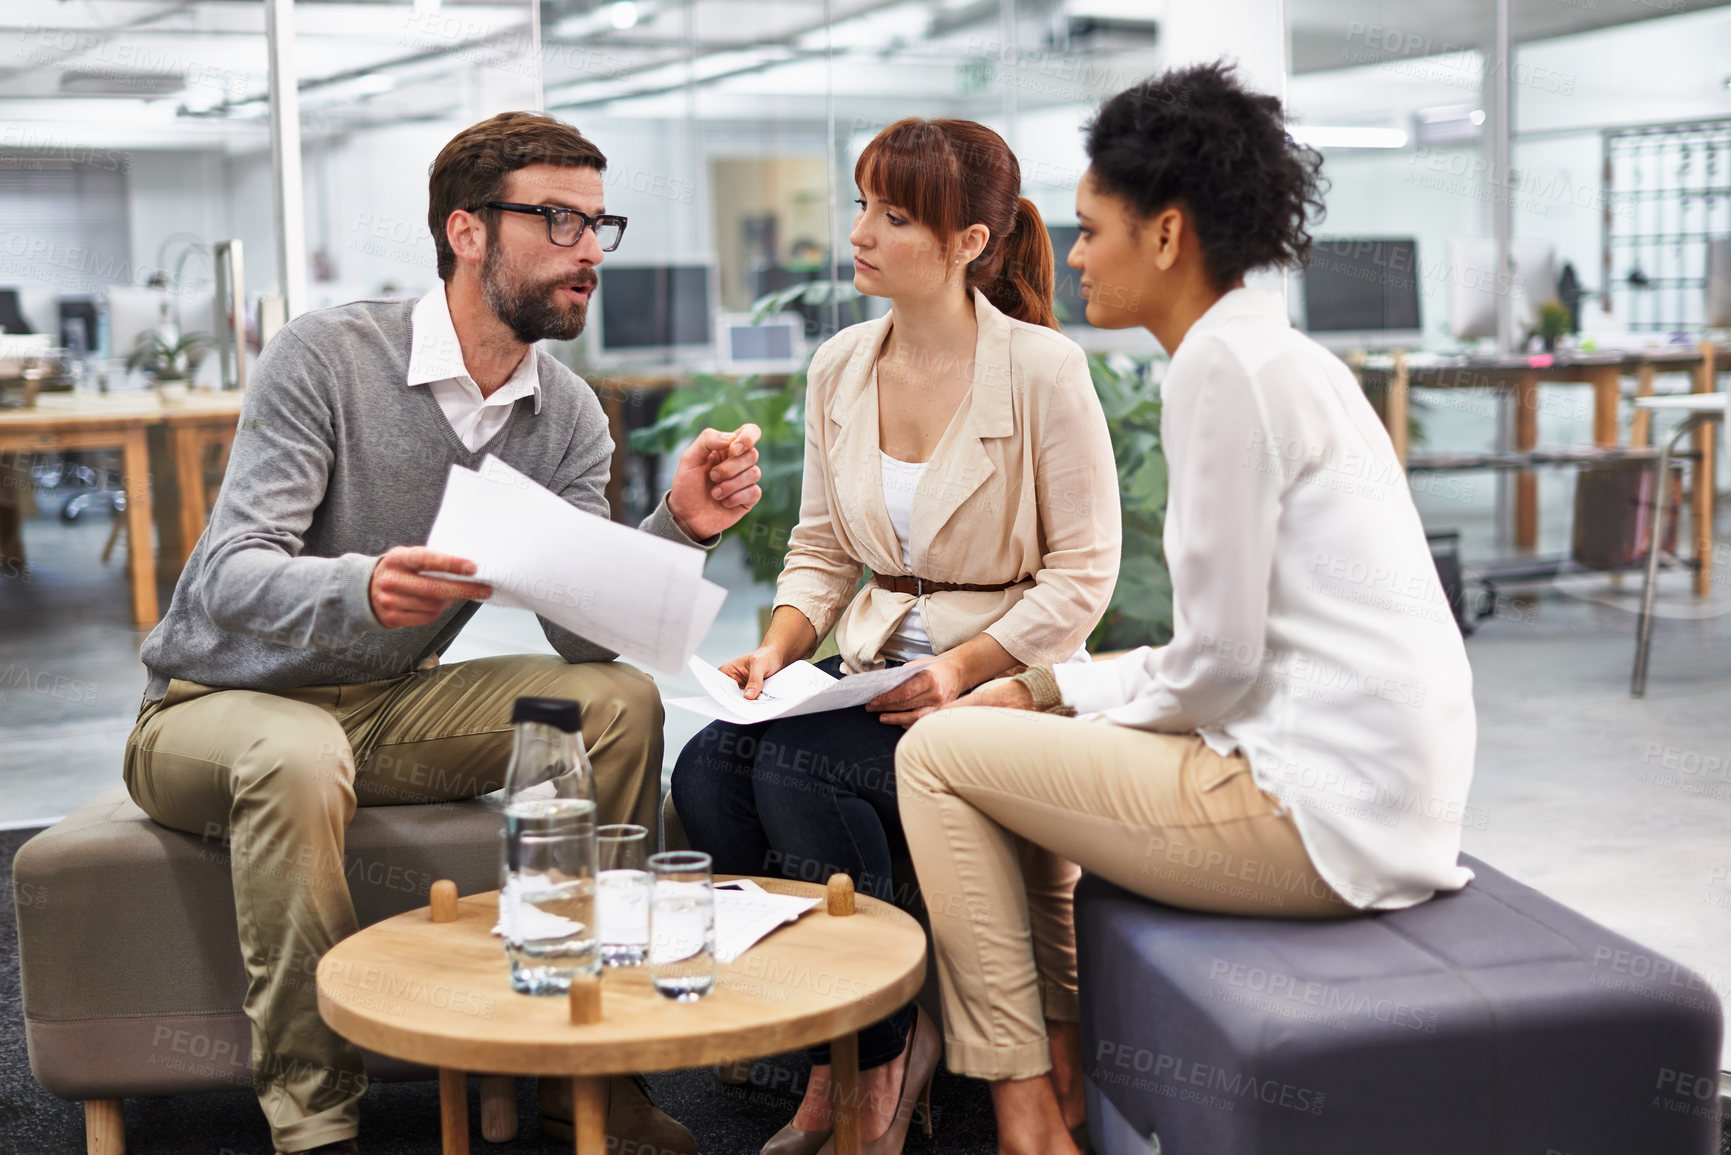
139, 297, 706, 701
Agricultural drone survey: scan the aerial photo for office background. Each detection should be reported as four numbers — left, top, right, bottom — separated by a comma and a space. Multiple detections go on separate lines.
3, 1, 1731, 1149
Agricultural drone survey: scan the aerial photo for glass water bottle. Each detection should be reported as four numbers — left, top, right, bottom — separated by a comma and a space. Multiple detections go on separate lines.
499, 696, 599, 994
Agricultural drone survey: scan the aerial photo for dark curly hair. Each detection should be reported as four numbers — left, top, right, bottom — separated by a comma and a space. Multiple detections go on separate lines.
1084, 61, 1326, 290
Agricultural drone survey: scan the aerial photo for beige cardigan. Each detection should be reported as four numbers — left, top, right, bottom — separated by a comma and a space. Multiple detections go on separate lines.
774, 290, 1122, 674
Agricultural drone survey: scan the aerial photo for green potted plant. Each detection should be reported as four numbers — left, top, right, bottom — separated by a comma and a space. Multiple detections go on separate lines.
1086, 353, 1173, 651
630, 368, 807, 592
629, 283, 875, 588
1535, 299, 1571, 353
127, 330, 216, 399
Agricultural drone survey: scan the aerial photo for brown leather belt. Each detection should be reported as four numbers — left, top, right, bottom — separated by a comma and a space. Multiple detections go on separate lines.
872, 573, 1028, 596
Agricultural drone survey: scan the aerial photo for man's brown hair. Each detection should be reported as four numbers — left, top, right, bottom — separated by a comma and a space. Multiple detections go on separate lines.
426, 110, 608, 281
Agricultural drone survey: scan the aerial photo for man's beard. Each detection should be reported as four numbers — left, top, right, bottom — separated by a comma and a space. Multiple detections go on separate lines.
482, 240, 598, 343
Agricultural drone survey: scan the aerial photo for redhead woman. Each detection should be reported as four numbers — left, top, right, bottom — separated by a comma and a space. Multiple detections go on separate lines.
670, 118, 1122, 1155
895, 64, 1478, 1155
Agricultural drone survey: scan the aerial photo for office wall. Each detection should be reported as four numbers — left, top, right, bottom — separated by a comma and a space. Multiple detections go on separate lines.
711, 155, 829, 310
305, 121, 452, 303
126, 151, 226, 288
0, 158, 131, 322
1161, 0, 1285, 98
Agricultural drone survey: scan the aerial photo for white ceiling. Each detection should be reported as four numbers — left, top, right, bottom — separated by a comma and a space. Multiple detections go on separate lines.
0, 0, 1722, 151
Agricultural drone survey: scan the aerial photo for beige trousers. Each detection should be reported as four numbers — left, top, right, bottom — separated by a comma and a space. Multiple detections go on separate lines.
895, 708, 1354, 1082
123, 655, 663, 1153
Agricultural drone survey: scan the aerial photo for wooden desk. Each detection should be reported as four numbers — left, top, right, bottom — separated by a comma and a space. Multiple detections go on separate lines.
1359, 353, 1624, 548
0, 391, 244, 625
1356, 349, 1725, 590
1624, 345, 1723, 594
153, 399, 246, 573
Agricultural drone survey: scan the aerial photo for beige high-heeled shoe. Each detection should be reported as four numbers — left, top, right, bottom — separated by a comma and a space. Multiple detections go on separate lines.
816, 1006, 942, 1155
760, 1118, 833, 1155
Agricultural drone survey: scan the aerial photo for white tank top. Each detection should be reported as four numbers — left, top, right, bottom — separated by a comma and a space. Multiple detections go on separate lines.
878, 451, 935, 661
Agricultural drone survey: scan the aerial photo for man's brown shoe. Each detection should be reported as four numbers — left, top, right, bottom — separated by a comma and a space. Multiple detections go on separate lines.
538, 1074, 698, 1155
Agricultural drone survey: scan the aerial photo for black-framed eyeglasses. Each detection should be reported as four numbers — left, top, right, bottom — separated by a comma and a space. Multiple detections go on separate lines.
475, 201, 628, 252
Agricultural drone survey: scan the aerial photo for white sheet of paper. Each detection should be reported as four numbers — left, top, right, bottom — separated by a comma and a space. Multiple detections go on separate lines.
668, 656, 927, 725
489, 877, 820, 965
424, 457, 725, 675
711, 885, 820, 963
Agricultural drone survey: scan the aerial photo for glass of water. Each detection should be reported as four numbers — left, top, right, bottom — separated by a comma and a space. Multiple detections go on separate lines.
597, 824, 651, 967
648, 850, 715, 1001
500, 797, 598, 995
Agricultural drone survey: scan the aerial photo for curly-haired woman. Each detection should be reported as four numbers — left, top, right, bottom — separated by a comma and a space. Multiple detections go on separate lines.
894, 63, 1477, 1154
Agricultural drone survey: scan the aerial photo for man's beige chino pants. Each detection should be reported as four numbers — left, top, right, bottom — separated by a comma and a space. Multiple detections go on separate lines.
124, 655, 662, 1152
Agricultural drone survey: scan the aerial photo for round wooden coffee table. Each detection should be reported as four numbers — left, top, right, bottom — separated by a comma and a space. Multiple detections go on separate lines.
317, 876, 928, 1155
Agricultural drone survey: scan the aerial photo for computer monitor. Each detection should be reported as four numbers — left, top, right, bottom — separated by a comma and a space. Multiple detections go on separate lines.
592, 263, 715, 363
1706, 239, 1731, 329
58, 296, 99, 357
1047, 225, 1092, 329
717, 312, 805, 375
0, 289, 31, 334
105, 285, 165, 361
1301, 239, 1422, 350
1449, 239, 1557, 342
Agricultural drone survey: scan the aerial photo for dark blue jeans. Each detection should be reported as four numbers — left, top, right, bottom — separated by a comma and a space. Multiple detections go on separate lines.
671, 655, 913, 1069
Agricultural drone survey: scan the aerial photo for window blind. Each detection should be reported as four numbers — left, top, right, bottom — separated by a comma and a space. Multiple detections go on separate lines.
0, 157, 133, 296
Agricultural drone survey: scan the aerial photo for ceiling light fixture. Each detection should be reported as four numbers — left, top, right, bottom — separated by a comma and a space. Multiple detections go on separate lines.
609, 1, 639, 30
1289, 125, 1408, 149
352, 74, 397, 97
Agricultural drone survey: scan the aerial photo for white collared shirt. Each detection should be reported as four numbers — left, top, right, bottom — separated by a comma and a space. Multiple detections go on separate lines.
1052, 288, 1477, 912
407, 285, 542, 452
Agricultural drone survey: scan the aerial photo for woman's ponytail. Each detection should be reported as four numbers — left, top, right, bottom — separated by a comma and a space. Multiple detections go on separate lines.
977, 197, 1059, 330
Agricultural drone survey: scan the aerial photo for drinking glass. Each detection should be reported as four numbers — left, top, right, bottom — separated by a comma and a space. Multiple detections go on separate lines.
597, 823, 651, 967
500, 797, 598, 995
648, 850, 715, 1001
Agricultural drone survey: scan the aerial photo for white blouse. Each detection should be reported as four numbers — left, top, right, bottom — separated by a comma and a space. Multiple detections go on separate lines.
1052, 288, 1477, 911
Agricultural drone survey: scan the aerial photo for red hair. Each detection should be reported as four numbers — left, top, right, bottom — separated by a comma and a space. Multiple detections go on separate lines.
855, 118, 1057, 329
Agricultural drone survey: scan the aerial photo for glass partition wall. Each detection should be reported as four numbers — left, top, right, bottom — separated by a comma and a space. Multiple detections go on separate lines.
0, 0, 1176, 384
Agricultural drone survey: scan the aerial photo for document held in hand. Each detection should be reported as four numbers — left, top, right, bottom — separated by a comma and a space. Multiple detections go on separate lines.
424, 455, 726, 675
668, 655, 926, 725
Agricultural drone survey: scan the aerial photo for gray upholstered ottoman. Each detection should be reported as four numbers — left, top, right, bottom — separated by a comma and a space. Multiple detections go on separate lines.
14, 786, 510, 1153
1077, 855, 1723, 1155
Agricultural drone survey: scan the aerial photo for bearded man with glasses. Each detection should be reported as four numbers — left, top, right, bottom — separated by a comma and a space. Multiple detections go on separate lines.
124, 111, 756, 1155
